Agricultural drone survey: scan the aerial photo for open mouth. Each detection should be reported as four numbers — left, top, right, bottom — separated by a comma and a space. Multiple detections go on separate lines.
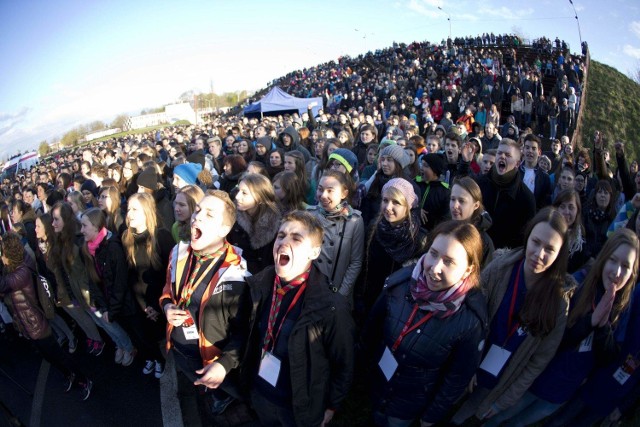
426, 274, 441, 289
496, 160, 507, 173
191, 226, 202, 241
277, 253, 290, 266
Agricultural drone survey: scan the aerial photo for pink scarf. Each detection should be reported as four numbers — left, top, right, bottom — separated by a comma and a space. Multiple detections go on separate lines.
410, 252, 474, 318
87, 227, 108, 257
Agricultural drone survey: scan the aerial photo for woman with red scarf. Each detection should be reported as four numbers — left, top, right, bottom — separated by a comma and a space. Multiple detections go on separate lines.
363, 220, 488, 426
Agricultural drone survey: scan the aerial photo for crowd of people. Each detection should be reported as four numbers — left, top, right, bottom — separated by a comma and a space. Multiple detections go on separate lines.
1, 33, 639, 427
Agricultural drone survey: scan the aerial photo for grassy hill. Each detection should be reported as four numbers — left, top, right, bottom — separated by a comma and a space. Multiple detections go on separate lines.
581, 60, 640, 160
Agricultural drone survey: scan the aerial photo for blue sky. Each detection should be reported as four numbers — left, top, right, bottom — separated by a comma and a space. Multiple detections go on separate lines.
1, 0, 639, 159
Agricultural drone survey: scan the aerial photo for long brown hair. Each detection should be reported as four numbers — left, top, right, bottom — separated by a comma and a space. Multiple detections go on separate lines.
49, 202, 80, 269
122, 193, 161, 269
568, 228, 639, 328
175, 185, 205, 242
519, 207, 570, 337
238, 174, 280, 224
451, 176, 485, 226
429, 220, 483, 288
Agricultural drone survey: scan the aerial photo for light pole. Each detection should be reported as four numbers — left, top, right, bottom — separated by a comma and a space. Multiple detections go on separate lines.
438, 6, 451, 40
568, 0, 583, 47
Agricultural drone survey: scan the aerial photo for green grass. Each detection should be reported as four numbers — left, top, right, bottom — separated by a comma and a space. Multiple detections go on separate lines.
86, 124, 168, 145
581, 60, 640, 160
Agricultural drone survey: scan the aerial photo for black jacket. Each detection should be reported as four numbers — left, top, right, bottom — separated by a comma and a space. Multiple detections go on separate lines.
417, 179, 450, 232
90, 233, 137, 320
477, 170, 536, 249
242, 265, 355, 427
363, 266, 488, 424
519, 165, 552, 210
154, 187, 175, 230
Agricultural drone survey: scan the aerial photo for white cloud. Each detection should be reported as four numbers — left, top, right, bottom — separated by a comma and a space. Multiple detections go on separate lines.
630, 21, 640, 38
574, 4, 584, 12
406, 0, 442, 18
623, 44, 640, 59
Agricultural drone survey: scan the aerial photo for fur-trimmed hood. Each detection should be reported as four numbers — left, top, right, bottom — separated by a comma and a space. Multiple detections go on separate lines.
235, 208, 281, 250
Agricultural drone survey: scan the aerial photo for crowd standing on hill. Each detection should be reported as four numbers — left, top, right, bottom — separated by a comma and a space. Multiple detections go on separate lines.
2, 33, 640, 426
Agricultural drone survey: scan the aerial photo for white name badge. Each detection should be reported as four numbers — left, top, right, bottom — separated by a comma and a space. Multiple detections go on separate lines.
578, 332, 594, 353
613, 367, 631, 385
378, 347, 399, 381
259, 351, 281, 387
479, 344, 511, 377
613, 355, 638, 385
182, 324, 199, 340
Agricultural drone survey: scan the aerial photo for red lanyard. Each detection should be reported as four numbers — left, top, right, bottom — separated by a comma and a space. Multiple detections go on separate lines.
391, 304, 434, 352
263, 280, 307, 352
505, 260, 524, 344
178, 245, 226, 308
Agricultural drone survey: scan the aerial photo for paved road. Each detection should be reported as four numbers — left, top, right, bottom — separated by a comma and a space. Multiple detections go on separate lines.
0, 327, 262, 427
0, 328, 171, 427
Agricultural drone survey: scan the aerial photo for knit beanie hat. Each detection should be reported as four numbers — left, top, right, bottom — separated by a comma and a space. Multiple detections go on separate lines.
380, 144, 410, 168
136, 168, 158, 191
421, 153, 446, 177
329, 148, 358, 173
80, 179, 98, 197
256, 136, 272, 149
174, 163, 203, 186
382, 178, 418, 208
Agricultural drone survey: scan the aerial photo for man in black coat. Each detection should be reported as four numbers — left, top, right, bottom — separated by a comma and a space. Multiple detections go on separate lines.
242, 211, 355, 427
476, 139, 536, 249
519, 134, 552, 210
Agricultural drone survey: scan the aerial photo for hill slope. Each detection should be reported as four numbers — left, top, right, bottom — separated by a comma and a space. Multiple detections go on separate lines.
581, 60, 640, 160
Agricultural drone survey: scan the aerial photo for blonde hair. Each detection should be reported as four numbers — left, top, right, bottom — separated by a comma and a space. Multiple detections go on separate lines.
99, 186, 123, 233
122, 193, 161, 269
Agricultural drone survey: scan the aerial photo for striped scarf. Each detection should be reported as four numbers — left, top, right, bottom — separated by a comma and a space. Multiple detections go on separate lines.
409, 252, 474, 318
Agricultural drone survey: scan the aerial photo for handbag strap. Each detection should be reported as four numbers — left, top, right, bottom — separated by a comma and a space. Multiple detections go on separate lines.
329, 219, 348, 290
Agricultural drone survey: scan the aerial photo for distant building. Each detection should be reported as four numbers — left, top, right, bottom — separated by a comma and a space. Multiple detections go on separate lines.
85, 128, 122, 141
125, 102, 206, 130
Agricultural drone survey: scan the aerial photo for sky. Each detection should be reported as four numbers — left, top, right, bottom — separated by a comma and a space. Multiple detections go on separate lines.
1, 0, 639, 159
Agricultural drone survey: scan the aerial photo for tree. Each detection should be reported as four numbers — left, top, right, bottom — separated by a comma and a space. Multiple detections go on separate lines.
111, 114, 129, 130
88, 120, 106, 132
629, 61, 640, 85
60, 129, 81, 147
38, 140, 51, 157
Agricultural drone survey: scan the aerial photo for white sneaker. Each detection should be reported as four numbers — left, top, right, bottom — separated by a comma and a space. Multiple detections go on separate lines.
154, 361, 165, 379
143, 360, 155, 375
121, 348, 137, 367
114, 348, 124, 365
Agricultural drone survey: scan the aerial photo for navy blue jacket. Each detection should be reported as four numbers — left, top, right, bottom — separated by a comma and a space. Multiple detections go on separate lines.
364, 266, 488, 424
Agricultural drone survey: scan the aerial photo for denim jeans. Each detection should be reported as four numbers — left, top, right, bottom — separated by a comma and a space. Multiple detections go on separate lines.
63, 305, 102, 342
50, 314, 75, 343
549, 117, 558, 139
483, 391, 562, 427
88, 309, 134, 352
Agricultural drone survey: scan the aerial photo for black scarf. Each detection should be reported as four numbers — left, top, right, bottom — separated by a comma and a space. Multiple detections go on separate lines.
589, 206, 608, 223
375, 209, 420, 263
490, 166, 518, 188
